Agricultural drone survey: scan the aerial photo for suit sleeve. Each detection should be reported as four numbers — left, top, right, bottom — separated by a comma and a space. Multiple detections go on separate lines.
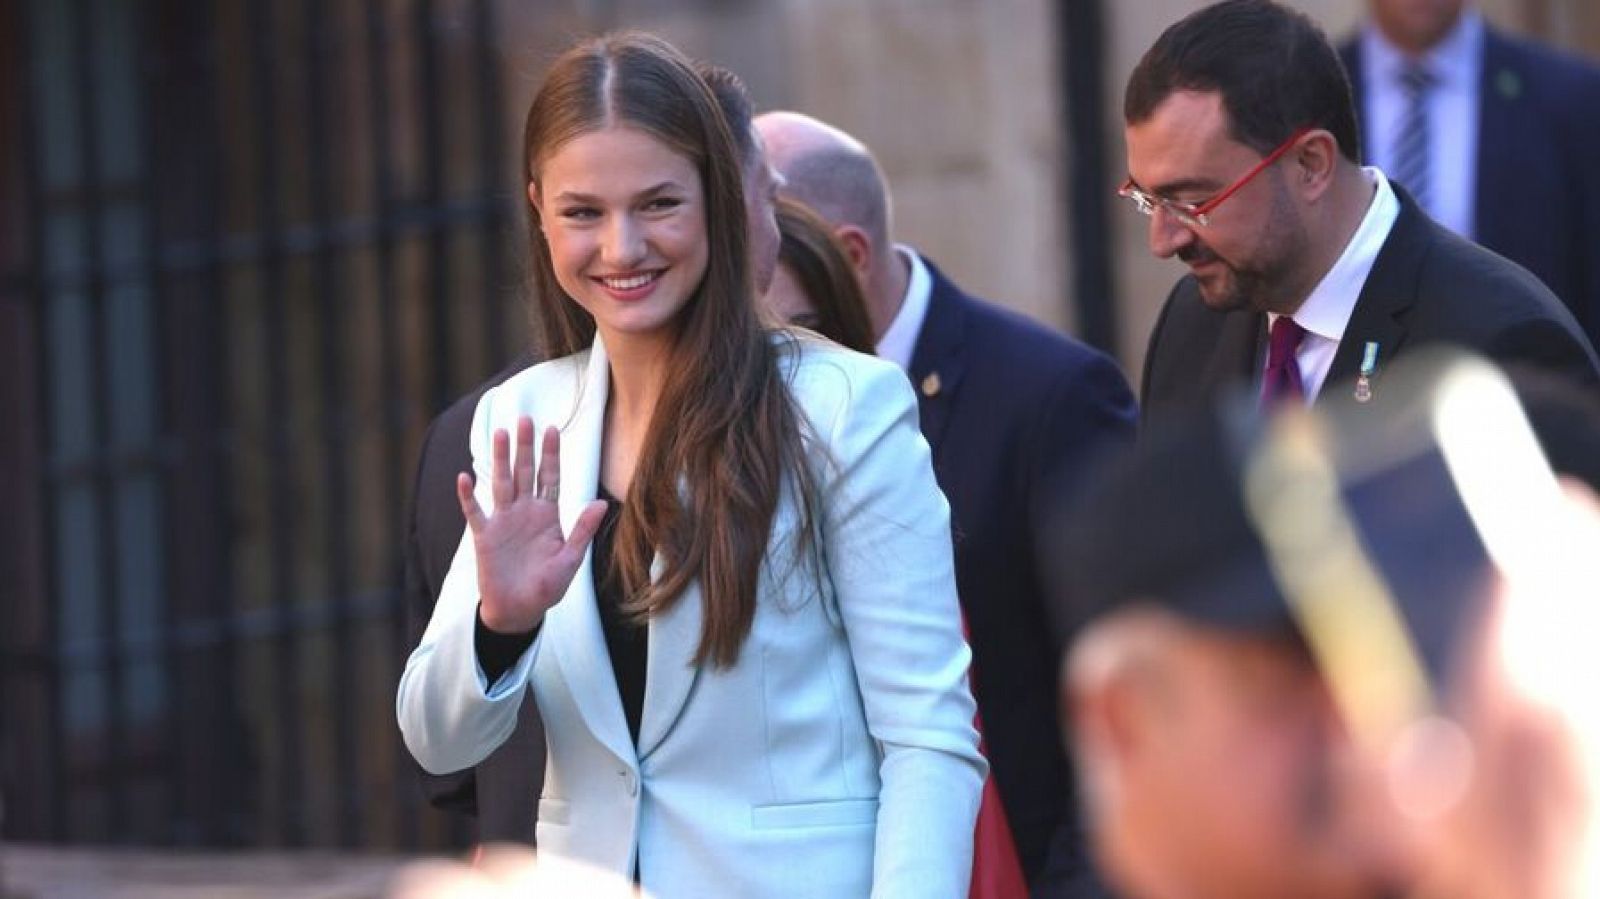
397, 385, 542, 776
402, 413, 480, 813
1026, 354, 1135, 899
814, 357, 987, 899
1139, 281, 1184, 414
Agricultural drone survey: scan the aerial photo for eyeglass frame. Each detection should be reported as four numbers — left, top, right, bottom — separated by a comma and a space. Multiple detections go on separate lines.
1118, 127, 1313, 228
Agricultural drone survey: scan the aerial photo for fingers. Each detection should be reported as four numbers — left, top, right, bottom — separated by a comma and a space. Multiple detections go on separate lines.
513, 416, 536, 499
491, 427, 513, 510
558, 499, 611, 565
456, 472, 487, 533
537, 426, 562, 503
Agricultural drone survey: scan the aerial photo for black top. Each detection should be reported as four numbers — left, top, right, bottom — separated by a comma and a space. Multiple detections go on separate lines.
591, 486, 646, 745
472, 486, 645, 748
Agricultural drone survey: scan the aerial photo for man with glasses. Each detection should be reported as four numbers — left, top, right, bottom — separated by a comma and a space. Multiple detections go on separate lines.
1124, 0, 1597, 424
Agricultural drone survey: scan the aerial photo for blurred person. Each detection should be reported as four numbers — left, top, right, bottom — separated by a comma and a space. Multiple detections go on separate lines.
1056, 349, 1600, 899
1055, 401, 1414, 899
400, 60, 784, 844
756, 111, 1138, 897
388, 845, 647, 899
1407, 480, 1600, 899
1340, 0, 1600, 348
764, 195, 876, 353
396, 31, 984, 899
1125, 0, 1598, 425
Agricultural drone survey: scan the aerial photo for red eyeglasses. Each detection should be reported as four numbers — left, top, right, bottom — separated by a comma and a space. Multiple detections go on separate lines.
1119, 127, 1312, 228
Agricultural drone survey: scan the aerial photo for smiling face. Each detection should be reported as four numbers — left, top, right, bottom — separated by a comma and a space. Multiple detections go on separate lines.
530, 125, 709, 354
1125, 91, 1310, 315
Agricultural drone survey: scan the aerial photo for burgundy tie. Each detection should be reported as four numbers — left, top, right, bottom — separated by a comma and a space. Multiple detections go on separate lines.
1260, 316, 1307, 408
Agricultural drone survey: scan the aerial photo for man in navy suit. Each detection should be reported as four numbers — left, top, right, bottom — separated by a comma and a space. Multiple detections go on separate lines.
756, 111, 1138, 897
1127, 0, 1597, 425
403, 64, 785, 843
1339, 0, 1600, 350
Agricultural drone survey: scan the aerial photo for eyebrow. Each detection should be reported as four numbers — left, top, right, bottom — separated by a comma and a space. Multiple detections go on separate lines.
552, 180, 689, 205
1129, 175, 1222, 200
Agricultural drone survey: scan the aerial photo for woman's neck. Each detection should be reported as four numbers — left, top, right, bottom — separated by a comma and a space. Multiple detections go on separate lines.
599, 329, 672, 495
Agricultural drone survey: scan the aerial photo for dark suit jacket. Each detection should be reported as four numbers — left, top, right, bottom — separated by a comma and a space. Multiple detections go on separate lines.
912, 258, 1138, 897
404, 352, 543, 844
1340, 26, 1600, 348
1142, 186, 1599, 419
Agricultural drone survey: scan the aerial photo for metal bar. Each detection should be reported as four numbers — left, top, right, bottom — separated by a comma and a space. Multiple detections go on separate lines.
471, 0, 509, 369
162, 0, 240, 847
301, 0, 360, 848
133, 0, 177, 845
364, 0, 421, 849
415, 0, 453, 410
16, 0, 66, 843
21, 197, 512, 295
244, 0, 305, 847
1058, 0, 1120, 358
70, 0, 130, 840
2, 585, 408, 672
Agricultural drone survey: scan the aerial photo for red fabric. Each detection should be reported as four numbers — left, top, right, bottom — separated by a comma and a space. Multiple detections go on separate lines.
964, 619, 1029, 898
970, 718, 1029, 898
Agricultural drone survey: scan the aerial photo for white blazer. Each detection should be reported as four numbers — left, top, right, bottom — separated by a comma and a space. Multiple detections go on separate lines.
398, 335, 985, 898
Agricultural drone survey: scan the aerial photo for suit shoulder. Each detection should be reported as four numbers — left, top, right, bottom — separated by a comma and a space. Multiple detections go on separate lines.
778, 336, 914, 429
469, 351, 589, 432
958, 291, 1127, 383
419, 354, 538, 462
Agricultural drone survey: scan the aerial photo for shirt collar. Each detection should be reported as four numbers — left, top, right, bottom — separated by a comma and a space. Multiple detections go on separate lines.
874, 245, 933, 372
1277, 167, 1400, 343
1362, 7, 1483, 89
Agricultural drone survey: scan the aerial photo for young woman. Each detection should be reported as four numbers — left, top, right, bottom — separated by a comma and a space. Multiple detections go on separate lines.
765, 195, 878, 353
396, 32, 983, 898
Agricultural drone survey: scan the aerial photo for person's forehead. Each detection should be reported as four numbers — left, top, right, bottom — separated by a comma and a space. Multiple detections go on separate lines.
1125, 91, 1252, 192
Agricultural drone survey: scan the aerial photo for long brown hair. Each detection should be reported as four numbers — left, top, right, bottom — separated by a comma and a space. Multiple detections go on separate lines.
522, 32, 817, 667
773, 196, 877, 353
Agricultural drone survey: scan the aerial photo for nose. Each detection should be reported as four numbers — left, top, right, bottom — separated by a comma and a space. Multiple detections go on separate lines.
601, 214, 647, 269
1146, 206, 1198, 260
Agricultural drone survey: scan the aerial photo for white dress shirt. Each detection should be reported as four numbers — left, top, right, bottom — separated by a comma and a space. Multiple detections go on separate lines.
875, 245, 933, 373
1359, 9, 1484, 238
1267, 168, 1401, 402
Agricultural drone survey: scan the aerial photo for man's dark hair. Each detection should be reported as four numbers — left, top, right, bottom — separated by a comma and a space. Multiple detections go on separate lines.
1124, 0, 1360, 163
698, 63, 758, 166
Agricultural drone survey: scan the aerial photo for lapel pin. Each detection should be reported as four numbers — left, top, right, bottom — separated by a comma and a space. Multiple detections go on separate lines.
1354, 341, 1379, 403
1496, 68, 1522, 100
921, 372, 942, 398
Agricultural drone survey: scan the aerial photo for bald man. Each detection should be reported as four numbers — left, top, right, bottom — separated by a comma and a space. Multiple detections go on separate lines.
756, 111, 1137, 897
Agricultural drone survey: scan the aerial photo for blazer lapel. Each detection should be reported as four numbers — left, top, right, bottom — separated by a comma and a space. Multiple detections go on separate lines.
544, 337, 636, 764
637, 556, 703, 761
909, 260, 970, 458
1322, 191, 1424, 399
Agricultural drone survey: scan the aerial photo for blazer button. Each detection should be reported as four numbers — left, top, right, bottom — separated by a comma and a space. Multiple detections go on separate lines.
620, 769, 638, 797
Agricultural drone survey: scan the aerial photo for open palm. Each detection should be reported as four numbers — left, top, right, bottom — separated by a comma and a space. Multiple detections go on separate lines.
457, 416, 609, 635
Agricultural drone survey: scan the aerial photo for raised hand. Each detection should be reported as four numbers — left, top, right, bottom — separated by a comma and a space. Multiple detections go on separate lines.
457, 416, 609, 634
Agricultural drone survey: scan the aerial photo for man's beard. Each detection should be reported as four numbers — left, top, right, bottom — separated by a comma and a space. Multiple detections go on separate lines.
1185, 186, 1305, 314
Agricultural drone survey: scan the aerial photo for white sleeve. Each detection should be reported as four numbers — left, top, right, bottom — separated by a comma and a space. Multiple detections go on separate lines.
395, 384, 541, 775
811, 355, 986, 899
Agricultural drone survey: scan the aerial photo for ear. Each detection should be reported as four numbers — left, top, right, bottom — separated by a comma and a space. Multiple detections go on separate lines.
1294, 130, 1340, 202
833, 225, 873, 281
1069, 661, 1156, 776
527, 180, 544, 218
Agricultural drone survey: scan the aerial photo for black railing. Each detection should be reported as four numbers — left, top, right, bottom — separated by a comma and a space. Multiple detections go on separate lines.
2, 0, 519, 850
